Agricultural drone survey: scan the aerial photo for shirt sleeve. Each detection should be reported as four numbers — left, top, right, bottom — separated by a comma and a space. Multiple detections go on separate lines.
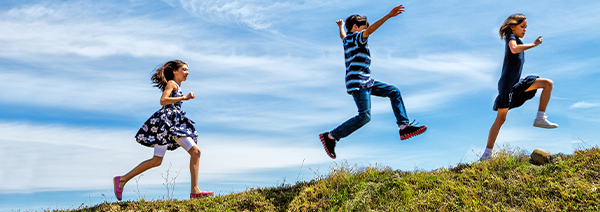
357, 31, 368, 45
507, 34, 516, 42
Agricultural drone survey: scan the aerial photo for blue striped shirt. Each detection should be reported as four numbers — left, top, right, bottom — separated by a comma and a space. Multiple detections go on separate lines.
343, 31, 374, 93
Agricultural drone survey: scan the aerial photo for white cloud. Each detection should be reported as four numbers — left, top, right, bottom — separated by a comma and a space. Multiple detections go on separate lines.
163, 0, 347, 32
165, 0, 276, 31
570, 101, 600, 109
4, 4, 55, 19
536, 2, 600, 38
0, 21, 186, 59
376, 53, 497, 85
0, 2, 201, 59
0, 70, 157, 117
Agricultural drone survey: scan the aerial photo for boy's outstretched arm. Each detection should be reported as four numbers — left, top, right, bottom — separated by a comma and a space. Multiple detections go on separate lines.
336, 19, 346, 40
363, 4, 405, 38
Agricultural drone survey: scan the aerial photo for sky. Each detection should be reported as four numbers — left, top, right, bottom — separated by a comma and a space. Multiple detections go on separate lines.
0, 0, 599, 210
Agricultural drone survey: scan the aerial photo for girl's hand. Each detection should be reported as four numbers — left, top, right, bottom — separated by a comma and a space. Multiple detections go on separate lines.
534, 36, 543, 46
184, 92, 195, 100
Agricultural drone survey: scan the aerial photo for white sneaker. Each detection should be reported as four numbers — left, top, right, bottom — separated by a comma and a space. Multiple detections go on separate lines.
533, 116, 558, 129
479, 152, 492, 161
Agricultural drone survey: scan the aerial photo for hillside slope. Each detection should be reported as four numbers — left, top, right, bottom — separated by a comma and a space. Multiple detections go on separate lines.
72, 146, 600, 211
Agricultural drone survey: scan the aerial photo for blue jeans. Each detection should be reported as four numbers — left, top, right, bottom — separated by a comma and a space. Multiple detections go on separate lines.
330, 81, 409, 140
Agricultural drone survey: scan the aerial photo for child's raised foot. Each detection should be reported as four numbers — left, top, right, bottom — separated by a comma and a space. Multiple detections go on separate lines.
533, 116, 558, 129
400, 122, 427, 140
319, 132, 337, 159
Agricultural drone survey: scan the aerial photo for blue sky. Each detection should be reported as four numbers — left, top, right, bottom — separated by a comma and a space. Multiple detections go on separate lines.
1, 0, 599, 210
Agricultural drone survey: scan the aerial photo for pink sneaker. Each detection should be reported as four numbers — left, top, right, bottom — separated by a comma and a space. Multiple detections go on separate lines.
190, 191, 214, 199
113, 176, 123, 201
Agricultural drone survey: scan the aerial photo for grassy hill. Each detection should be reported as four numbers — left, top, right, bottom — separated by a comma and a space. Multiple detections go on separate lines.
66, 145, 599, 211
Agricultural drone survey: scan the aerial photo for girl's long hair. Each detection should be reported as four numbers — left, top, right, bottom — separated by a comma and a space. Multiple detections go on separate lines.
499, 14, 526, 40
151, 60, 187, 91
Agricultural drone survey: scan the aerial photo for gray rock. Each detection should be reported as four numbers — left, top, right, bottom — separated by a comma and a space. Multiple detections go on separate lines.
530, 149, 553, 165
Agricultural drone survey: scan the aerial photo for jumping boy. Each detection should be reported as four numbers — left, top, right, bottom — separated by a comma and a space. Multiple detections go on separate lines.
320, 4, 427, 159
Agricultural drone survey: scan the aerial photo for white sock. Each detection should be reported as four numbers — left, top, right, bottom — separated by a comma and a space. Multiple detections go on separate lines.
399, 125, 407, 130
536, 111, 545, 119
328, 133, 336, 141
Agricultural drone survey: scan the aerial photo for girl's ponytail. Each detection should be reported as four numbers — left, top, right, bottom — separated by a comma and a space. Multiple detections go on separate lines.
151, 60, 187, 91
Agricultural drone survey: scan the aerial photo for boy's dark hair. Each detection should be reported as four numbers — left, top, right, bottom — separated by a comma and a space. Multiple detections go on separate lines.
345, 14, 368, 33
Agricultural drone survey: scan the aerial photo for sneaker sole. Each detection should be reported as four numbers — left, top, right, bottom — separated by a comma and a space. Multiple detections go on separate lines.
319, 133, 336, 159
191, 191, 214, 199
401, 126, 427, 140
533, 124, 558, 129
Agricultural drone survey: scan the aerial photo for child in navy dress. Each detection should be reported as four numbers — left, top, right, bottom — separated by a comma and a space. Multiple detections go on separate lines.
113, 60, 214, 200
480, 14, 558, 161
319, 4, 427, 159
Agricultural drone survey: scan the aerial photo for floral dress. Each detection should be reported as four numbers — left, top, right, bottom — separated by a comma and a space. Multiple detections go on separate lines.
135, 85, 198, 150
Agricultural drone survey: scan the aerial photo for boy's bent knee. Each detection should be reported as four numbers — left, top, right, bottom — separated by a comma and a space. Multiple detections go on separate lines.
389, 87, 401, 97
357, 111, 371, 124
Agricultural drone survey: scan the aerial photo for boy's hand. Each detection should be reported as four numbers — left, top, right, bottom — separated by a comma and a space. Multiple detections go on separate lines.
534, 36, 543, 46
362, 4, 405, 38
387, 5, 405, 18
336, 19, 346, 40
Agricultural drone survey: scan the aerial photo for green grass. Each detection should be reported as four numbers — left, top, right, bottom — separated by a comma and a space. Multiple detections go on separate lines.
61, 145, 600, 211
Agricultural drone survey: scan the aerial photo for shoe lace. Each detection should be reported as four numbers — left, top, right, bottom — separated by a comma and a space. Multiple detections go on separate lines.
408, 119, 419, 126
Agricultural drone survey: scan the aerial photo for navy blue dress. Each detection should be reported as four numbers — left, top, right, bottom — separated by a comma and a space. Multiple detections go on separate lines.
493, 34, 538, 111
135, 85, 198, 150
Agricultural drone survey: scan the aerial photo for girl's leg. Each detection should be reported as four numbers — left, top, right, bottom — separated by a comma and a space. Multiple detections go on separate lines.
175, 137, 201, 193
525, 78, 553, 112
119, 145, 166, 188
525, 78, 558, 128
486, 108, 509, 149
482, 108, 508, 160
188, 146, 201, 193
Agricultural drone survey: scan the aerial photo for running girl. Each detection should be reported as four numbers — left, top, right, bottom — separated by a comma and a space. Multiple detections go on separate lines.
113, 60, 214, 200
480, 14, 558, 161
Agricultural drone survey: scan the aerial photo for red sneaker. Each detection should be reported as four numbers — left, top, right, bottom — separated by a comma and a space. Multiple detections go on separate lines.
113, 176, 123, 201
400, 124, 427, 140
319, 132, 337, 159
190, 191, 214, 199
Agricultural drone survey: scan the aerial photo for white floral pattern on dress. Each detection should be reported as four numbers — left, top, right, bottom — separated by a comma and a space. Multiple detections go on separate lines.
135, 86, 198, 150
